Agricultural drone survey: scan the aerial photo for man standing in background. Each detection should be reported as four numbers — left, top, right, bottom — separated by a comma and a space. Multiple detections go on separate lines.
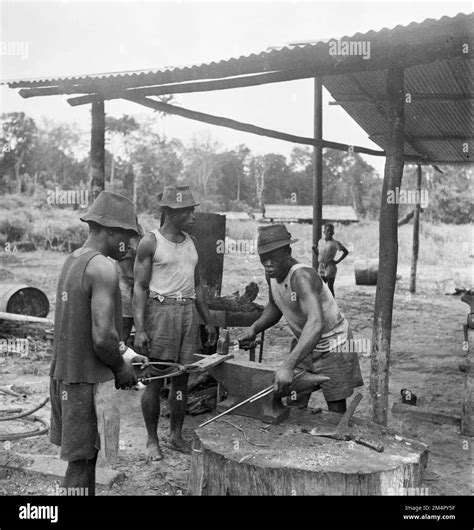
314, 224, 349, 297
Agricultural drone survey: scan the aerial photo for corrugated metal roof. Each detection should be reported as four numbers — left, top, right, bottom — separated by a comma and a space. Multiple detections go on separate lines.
3, 12, 472, 91
3, 12, 472, 164
324, 55, 472, 163
264, 205, 359, 223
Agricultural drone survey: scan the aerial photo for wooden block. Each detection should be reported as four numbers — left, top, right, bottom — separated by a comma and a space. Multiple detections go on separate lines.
392, 402, 461, 427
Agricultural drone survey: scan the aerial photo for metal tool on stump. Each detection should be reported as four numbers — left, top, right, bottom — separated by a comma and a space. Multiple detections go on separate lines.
308, 393, 385, 452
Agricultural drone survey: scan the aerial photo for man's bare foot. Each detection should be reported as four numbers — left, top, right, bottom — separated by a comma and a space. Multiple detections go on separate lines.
145, 439, 163, 461
169, 436, 191, 455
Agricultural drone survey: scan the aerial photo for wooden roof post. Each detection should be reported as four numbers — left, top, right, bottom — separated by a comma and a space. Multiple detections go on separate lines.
312, 77, 323, 270
410, 164, 422, 293
90, 99, 105, 201
370, 64, 405, 425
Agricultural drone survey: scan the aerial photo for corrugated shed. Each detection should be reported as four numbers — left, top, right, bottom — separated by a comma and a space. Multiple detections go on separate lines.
264, 205, 359, 223
216, 211, 252, 221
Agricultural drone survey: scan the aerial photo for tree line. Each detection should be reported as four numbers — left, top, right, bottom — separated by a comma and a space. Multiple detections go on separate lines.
1, 111, 471, 223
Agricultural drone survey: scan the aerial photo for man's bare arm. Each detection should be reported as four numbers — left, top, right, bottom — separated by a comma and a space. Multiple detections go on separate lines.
133, 234, 154, 334
334, 241, 349, 265
281, 268, 325, 370
88, 257, 125, 373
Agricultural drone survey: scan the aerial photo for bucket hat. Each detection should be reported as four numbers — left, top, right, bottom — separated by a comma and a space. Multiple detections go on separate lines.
158, 185, 200, 209
257, 224, 298, 255
80, 191, 140, 235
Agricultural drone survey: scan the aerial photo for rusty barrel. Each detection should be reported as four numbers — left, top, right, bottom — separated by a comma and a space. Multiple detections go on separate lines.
354, 259, 378, 286
0, 284, 50, 318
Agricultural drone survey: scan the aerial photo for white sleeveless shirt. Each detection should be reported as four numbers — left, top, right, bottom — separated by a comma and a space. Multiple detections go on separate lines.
270, 263, 348, 353
148, 229, 198, 299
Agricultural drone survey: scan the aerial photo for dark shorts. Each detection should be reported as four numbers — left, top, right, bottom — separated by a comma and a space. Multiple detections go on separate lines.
50, 378, 119, 462
294, 329, 364, 402
144, 298, 199, 365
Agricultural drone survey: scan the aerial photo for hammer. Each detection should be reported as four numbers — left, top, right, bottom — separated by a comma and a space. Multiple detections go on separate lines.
307, 393, 385, 452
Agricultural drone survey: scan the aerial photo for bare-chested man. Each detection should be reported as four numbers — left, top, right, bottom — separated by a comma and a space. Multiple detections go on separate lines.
313, 224, 349, 298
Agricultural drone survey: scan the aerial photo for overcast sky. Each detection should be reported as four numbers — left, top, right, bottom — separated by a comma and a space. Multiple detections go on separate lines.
0, 1, 471, 175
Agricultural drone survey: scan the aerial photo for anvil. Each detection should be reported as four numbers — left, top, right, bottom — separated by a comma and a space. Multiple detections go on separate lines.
208, 357, 328, 424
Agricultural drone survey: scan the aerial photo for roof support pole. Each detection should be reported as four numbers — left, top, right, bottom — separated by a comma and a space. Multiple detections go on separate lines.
90, 99, 105, 201
312, 77, 323, 270
409, 164, 422, 293
370, 64, 405, 426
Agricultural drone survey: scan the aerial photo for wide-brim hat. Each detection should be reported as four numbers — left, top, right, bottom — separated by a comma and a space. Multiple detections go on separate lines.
80, 191, 140, 235
257, 224, 298, 255
158, 185, 200, 209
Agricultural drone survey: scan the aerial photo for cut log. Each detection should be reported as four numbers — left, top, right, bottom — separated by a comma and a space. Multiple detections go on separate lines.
188, 408, 429, 496
0, 311, 53, 340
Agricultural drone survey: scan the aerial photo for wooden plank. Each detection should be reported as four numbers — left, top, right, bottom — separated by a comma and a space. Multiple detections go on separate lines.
370, 64, 405, 426
186, 353, 234, 372
66, 69, 314, 107
192, 213, 225, 298
409, 164, 422, 293
392, 402, 461, 427
312, 77, 323, 270
90, 99, 105, 201
123, 95, 386, 157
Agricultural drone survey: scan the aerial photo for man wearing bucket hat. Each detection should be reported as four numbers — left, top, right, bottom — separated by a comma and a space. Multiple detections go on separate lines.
49, 191, 149, 495
239, 224, 363, 413
133, 185, 216, 459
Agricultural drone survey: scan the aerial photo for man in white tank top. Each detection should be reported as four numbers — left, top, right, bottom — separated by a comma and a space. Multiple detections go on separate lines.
134, 186, 217, 459
239, 224, 363, 414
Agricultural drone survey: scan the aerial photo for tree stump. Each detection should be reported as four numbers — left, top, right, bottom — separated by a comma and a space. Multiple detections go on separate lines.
188, 408, 429, 496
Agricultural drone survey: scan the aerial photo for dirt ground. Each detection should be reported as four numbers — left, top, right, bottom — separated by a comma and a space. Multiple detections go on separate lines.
0, 248, 472, 496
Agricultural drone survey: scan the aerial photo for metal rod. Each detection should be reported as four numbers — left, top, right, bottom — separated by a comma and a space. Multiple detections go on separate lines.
199, 371, 304, 428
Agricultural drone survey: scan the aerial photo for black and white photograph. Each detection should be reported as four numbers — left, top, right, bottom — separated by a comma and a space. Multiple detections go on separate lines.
0, 0, 472, 526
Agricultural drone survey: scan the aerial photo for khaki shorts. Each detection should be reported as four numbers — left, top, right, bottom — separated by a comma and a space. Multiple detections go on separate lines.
295, 329, 364, 402
50, 379, 120, 463
145, 297, 199, 365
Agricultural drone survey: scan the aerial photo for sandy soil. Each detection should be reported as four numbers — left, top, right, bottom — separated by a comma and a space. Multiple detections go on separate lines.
0, 249, 472, 496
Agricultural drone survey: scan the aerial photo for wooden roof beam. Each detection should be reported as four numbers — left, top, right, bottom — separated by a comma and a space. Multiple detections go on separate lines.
123, 95, 386, 157
329, 93, 474, 105
15, 69, 314, 102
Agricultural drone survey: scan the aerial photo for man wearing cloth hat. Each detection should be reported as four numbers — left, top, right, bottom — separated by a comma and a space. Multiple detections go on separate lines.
49, 191, 149, 495
239, 224, 363, 413
134, 186, 216, 459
